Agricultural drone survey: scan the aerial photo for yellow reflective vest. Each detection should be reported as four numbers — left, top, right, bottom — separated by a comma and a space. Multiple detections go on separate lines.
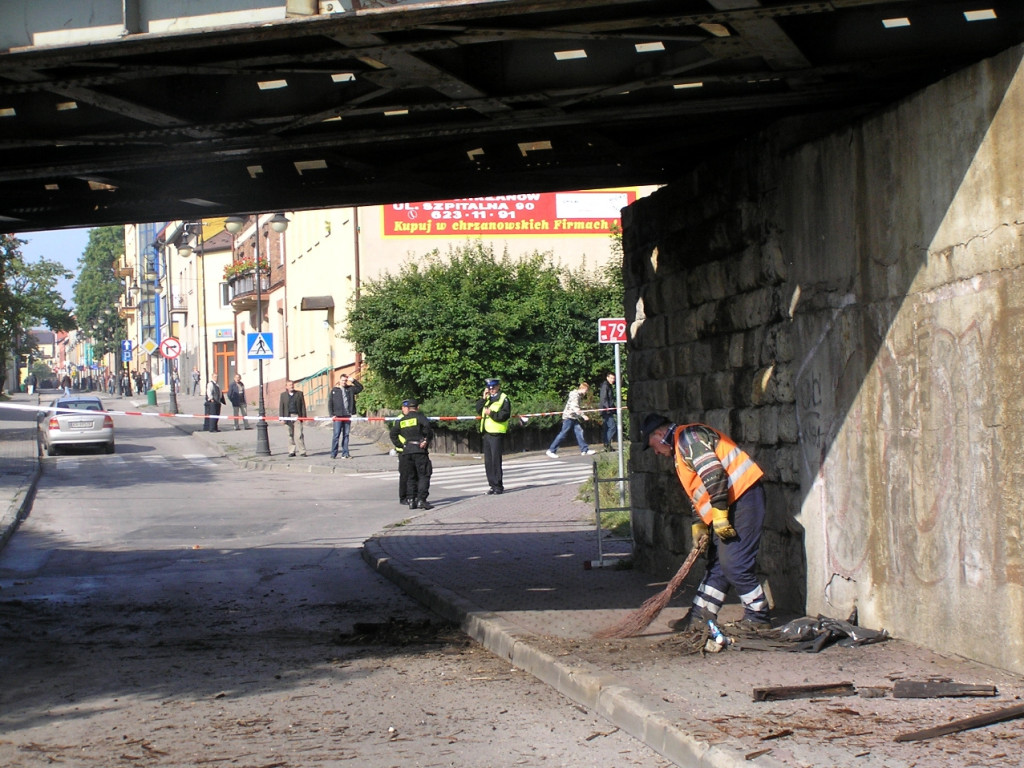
479, 392, 509, 434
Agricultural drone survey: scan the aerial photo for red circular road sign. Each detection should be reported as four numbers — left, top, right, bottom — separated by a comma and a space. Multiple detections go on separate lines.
159, 336, 182, 359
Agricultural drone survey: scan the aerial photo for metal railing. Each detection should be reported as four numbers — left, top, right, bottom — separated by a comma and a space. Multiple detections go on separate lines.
585, 460, 633, 569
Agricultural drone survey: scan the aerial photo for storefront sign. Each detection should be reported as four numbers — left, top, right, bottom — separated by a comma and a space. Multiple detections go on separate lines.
383, 188, 636, 238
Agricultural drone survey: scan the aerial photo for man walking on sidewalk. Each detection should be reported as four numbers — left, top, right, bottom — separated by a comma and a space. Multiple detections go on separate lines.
278, 380, 307, 457
546, 382, 597, 458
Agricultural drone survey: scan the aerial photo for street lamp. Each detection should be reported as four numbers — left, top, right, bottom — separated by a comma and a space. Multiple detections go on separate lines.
224, 213, 289, 457
178, 221, 208, 398
129, 280, 141, 384
156, 245, 179, 415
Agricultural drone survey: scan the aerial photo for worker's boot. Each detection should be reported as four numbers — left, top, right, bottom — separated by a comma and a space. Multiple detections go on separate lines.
731, 614, 773, 633
668, 605, 716, 632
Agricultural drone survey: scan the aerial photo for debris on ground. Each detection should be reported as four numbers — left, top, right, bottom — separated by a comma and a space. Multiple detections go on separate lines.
775, 613, 889, 652
892, 679, 997, 698
894, 701, 1024, 742
752, 681, 857, 701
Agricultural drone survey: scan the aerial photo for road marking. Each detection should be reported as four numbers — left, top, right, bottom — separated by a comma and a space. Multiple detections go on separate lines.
183, 454, 216, 467
370, 459, 592, 494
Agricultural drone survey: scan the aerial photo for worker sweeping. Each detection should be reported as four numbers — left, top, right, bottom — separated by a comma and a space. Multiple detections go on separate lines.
639, 413, 772, 633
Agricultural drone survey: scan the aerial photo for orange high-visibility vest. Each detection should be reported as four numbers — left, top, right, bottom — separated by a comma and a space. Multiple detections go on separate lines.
673, 424, 763, 524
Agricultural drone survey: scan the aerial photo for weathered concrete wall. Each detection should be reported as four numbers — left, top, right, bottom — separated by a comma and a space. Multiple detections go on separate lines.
623, 44, 1024, 673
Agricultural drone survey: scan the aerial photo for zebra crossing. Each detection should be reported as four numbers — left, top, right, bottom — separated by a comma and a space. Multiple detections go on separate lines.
46, 453, 219, 470
374, 457, 594, 496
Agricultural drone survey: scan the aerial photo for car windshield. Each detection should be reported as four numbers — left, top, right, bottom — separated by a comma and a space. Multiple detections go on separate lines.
57, 400, 102, 411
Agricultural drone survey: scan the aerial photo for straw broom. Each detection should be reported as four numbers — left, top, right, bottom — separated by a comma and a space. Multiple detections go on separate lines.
593, 534, 708, 639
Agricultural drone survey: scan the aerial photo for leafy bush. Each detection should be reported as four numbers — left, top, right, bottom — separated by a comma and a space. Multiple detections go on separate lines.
345, 241, 624, 409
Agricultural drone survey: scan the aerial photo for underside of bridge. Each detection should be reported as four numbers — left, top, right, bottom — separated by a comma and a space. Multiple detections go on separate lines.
1, 0, 1022, 232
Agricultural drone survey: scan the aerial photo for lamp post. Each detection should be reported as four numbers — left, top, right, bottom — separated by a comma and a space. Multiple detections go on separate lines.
224, 213, 289, 457
144, 253, 158, 395
159, 248, 179, 414
129, 280, 141, 390
177, 221, 208, 398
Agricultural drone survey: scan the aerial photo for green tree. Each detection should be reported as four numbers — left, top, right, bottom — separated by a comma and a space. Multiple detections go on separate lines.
0, 233, 74, 393
345, 241, 621, 414
73, 226, 126, 357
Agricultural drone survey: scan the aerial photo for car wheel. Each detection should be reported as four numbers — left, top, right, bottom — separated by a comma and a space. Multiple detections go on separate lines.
46, 442, 58, 457
104, 441, 115, 454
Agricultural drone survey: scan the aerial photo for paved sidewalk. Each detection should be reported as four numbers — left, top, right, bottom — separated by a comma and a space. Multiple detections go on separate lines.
3, 389, 1024, 767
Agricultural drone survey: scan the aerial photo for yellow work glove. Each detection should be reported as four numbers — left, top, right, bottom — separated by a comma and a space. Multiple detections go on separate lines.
711, 507, 737, 540
691, 520, 709, 543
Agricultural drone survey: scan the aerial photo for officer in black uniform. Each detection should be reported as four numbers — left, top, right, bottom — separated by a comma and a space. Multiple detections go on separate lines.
389, 399, 434, 510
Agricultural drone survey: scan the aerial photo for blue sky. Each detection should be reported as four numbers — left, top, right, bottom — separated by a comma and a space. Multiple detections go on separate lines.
14, 227, 91, 311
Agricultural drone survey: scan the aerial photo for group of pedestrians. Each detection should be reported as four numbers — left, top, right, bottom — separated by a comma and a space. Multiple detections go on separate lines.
190, 371, 623, 518
545, 372, 619, 459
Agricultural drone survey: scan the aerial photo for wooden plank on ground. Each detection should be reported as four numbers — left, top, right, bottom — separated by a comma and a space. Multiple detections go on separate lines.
894, 702, 1024, 742
752, 682, 856, 701
892, 680, 997, 698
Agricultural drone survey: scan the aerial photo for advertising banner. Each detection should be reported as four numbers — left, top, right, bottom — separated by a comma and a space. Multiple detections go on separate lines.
382, 188, 637, 238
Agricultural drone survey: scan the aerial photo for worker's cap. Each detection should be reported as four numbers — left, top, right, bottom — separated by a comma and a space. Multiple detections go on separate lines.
402, 398, 418, 408
637, 413, 669, 449
484, 378, 500, 388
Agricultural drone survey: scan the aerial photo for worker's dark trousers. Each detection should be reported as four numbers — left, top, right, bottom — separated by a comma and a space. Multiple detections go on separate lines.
398, 453, 413, 501
408, 453, 432, 501
693, 481, 770, 621
482, 432, 504, 491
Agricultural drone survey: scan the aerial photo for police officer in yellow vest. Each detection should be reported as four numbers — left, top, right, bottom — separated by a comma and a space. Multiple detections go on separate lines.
639, 413, 772, 632
390, 399, 434, 510
476, 378, 511, 495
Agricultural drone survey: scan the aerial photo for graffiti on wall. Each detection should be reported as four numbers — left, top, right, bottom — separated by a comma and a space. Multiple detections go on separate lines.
799, 301, 1016, 596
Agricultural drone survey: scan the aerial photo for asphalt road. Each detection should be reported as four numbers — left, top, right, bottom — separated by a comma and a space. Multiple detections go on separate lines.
0, 411, 668, 767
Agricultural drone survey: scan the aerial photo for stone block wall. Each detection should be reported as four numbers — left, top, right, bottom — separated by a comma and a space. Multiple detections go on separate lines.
623, 44, 1024, 674
622, 146, 807, 611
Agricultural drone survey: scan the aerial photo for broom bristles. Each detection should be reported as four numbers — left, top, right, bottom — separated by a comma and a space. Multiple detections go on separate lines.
593, 535, 708, 639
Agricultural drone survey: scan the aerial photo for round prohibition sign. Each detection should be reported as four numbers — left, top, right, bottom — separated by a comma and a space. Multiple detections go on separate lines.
159, 336, 182, 359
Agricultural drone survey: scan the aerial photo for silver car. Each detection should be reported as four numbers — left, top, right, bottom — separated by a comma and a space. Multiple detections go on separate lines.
37, 395, 115, 455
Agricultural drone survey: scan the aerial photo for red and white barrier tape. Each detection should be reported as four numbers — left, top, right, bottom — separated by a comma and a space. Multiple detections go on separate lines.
1, 400, 626, 425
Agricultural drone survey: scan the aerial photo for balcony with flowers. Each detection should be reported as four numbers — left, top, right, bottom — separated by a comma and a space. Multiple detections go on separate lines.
225, 257, 270, 310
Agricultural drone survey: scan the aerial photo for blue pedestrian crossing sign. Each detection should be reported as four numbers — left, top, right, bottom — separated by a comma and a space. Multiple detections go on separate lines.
247, 332, 273, 359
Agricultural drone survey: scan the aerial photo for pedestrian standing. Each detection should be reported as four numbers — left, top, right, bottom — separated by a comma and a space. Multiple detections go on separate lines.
228, 373, 252, 430
328, 372, 363, 458
638, 413, 772, 632
26, 372, 37, 395
599, 372, 617, 451
475, 378, 510, 495
390, 399, 434, 510
205, 378, 224, 432
546, 382, 597, 458
278, 380, 307, 457
191, 367, 201, 395
61, 374, 71, 395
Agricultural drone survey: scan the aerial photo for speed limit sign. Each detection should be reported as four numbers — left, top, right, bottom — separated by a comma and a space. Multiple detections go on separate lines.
159, 336, 182, 359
